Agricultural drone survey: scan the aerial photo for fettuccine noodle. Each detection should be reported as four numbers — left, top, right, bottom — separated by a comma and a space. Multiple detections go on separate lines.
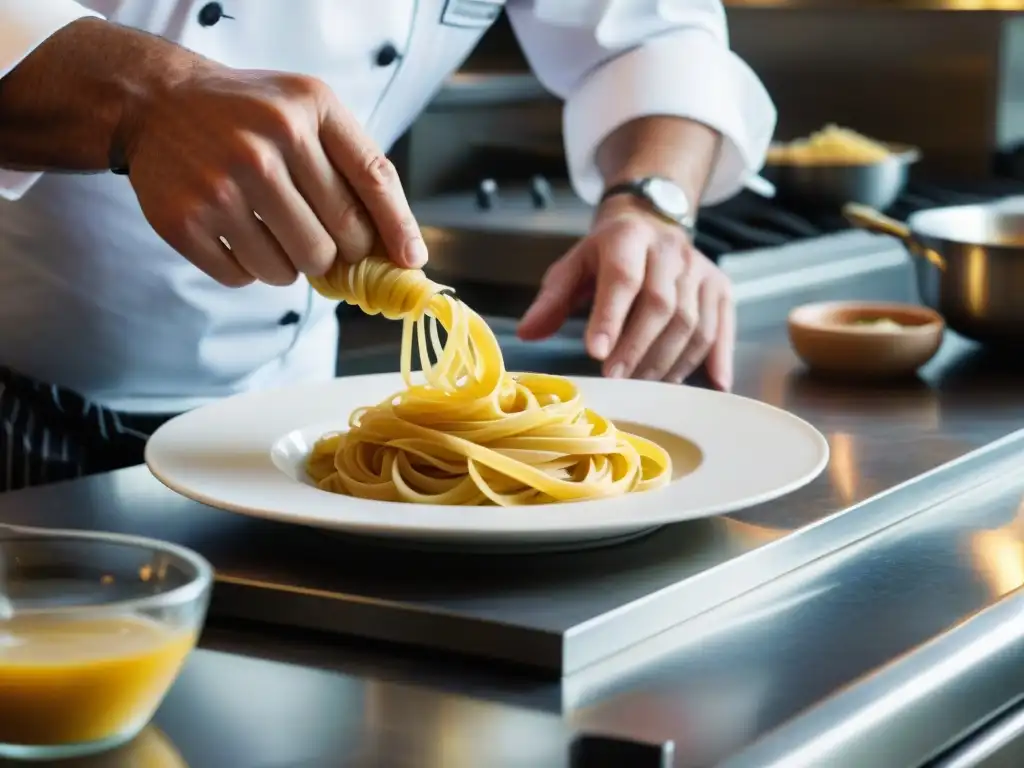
306, 256, 671, 506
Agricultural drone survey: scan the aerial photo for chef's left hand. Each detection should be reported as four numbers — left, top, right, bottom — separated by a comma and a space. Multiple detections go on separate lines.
517, 196, 735, 391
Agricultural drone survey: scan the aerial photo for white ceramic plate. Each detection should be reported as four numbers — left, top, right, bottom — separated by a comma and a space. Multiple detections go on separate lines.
145, 374, 829, 548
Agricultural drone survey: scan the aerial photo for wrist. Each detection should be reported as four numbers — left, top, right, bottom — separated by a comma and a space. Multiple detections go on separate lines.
0, 15, 207, 174
597, 176, 697, 234
602, 169, 701, 214
595, 192, 649, 222
597, 116, 722, 211
595, 199, 693, 242
106, 25, 210, 173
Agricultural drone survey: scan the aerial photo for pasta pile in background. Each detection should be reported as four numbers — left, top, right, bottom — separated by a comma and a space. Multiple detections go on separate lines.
767, 124, 892, 165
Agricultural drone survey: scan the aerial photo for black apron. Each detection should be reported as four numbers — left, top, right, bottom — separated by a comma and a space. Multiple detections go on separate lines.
0, 368, 175, 492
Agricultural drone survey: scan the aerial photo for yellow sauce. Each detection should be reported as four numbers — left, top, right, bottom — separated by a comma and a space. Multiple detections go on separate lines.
0, 615, 195, 747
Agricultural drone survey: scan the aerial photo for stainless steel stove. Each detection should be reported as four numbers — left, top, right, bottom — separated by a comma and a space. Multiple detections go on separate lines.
415, 175, 1024, 283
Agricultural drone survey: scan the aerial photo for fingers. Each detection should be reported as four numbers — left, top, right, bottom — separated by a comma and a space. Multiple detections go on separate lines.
518, 247, 587, 341
139, 179, 258, 289
602, 247, 681, 379
585, 227, 650, 362
705, 285, 736, 391
665, 278, 719, 383
238, 136, 338, 277
194, 170, 297, 286
219, 211, 298, 286
232, 82, 384, 271
284, 139, 375, 270
635, 273, 693, 381
201, 241, 254, 287
163, 220, 254, 289
129, 71, 427, 286
320, 101, 426, 268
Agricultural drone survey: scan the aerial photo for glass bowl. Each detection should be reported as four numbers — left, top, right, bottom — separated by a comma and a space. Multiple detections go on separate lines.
0, 527, 212, 761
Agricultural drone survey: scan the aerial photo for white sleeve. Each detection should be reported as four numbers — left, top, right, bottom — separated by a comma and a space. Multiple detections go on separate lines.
0, 0, 103, 201
505, 0, 776, 206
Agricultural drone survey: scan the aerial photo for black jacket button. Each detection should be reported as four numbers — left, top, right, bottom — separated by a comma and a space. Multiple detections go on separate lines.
375, 43, 401, 68
198, 2, 228, 27
278, 311, 301, 326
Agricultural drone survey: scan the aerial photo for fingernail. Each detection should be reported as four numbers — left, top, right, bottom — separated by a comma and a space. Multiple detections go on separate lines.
640, 370, 659, 381
607, 362, 626, 379
590, 333, 611, 360
404, 238, 428, 268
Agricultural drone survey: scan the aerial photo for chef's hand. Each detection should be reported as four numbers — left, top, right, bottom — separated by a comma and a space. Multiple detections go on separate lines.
121, 66, 425, 287
517, 196, 735, 391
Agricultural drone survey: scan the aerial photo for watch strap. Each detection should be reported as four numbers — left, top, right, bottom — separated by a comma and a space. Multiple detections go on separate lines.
599, 178, 695, 231
601, 180, 647, 200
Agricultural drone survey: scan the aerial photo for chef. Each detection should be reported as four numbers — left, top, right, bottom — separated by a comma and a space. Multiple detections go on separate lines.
0, 0, 775, 491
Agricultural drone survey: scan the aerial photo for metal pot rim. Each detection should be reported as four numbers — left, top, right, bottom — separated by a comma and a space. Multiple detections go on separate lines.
907, 203, 1024, 252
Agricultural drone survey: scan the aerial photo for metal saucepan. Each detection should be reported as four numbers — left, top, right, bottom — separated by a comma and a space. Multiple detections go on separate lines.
763, 145, 920, 211
844, 201, 1024, 346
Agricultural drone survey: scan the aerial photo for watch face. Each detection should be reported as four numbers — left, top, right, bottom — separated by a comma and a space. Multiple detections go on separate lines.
644, 177, 692, 221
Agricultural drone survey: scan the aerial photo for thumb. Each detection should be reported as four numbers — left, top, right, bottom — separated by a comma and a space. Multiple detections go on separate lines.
517, 249, 586, 341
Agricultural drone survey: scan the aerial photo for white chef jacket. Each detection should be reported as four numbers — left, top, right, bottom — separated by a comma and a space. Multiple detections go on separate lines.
0, 0, 775, 414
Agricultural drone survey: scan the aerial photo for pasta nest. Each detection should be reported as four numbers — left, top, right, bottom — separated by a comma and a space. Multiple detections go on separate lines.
306, 255, 671, 506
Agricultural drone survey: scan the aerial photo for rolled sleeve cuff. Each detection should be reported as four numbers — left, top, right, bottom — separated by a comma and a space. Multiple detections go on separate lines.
563, 27, 777, 207
0, 0, 102, 201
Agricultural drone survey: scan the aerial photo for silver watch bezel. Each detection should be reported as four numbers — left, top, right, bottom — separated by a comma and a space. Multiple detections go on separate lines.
639, 176, 696, 229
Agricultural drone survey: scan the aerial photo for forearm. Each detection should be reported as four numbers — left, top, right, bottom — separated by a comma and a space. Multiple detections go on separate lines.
0, 18, 196, 173
596, 116, 722, 209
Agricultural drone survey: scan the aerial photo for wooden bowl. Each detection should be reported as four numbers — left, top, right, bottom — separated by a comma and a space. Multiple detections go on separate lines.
787, 301, 945, 379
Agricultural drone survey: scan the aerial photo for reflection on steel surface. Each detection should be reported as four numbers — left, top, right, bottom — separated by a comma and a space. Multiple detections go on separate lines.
576, 457, 1024, 768
965, 246, 987, 316
724, 575, 1024, 766
970, 496, 1024, 596
719, 517, 790, 546
931, 700, 1024, 766
827, 432, 860, 505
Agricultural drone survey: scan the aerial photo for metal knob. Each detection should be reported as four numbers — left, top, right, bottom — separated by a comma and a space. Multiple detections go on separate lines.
529, 175, 553, 209
476, 179, 498, 210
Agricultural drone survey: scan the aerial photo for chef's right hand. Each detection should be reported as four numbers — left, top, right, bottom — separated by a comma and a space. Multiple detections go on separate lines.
119, 66, 426, 287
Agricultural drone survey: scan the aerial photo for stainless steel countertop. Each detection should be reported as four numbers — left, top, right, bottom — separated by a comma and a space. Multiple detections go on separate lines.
195, 325, 1024, 766
2, 242, 1024, 765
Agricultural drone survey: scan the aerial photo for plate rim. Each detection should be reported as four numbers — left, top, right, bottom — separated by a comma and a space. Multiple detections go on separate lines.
145, 374, 830, 540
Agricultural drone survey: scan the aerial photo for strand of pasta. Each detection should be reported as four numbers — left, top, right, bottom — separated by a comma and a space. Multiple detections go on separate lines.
306, 255, 671, 506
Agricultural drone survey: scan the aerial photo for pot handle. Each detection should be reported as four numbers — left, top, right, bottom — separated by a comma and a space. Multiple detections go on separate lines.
842, 203, 946, 272
842, 203, 912, 241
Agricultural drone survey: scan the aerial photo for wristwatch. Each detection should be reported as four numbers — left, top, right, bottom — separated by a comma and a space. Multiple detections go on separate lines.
599, 176, 696, 232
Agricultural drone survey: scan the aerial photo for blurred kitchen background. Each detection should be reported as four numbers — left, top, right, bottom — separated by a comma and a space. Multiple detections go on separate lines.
338, 2, 1024, 376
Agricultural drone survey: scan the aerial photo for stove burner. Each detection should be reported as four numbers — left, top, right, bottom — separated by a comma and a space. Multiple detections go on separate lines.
692, 176, 1024, 260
